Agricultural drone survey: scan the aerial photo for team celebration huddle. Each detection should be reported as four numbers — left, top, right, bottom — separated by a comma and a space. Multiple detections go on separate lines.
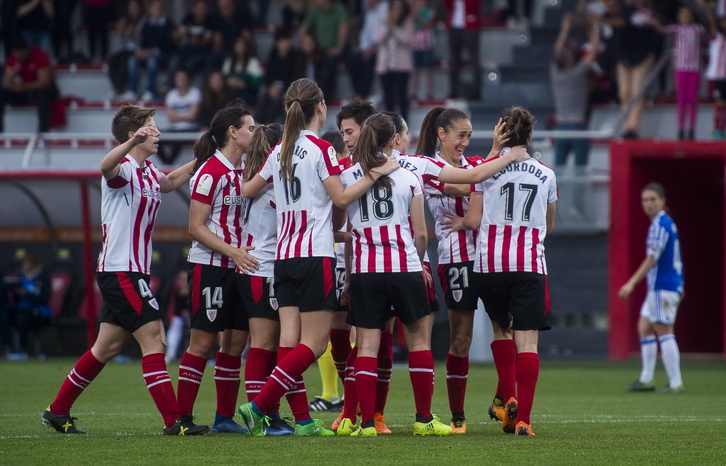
41, 77, 557, 439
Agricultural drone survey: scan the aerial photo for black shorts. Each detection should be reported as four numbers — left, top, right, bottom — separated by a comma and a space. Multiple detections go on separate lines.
235, 274, 280, 321
274, 257, 338, 312
713, 79, 726, 99
475, 272, 546, 331
335, 268, 347, 312
348, 272, 430, 330
188, 263, 248, 332
97, 272, 163, 333
424, 262, 439, 313
438, 261, 479, 311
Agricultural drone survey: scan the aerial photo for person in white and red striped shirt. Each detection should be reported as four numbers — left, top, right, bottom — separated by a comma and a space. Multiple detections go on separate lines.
340, 113, 452, 437
179, 101, 260, 435
652, 4, 708, 140
445, 107, 557, 437
704, 5, 726, 138
235, 123, 295, 436
43, 105, 206, 436
238, 78, 400, 437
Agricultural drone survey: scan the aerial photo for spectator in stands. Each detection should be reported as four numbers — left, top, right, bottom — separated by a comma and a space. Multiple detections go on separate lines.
349, 0, 388, 99
507, 0, 532, 25
609, 0, 662, 139
211, 0, 254, 69
299, 0, 350, 100
375, 0, 414, 122
706, 3, 726, 139
0, 37, 59, 133
282, 0, 312, 30
0, 250, 53, 361
551, 13, 601, 221
296, 30, 331, 99
443, 0, 482, 100
256, 28, 301, 124
1, 0, 20, 59
84, 0, 113, 63
223, 35, 264, 105
158, 68, 201, 165
16, 0, 54, 53
175, 0, 216, 80
108, 0, 146, 102
52, 0, 78, 64
197, 70, 235, 130
127, 0, 178, 101
411, 0, 436, 101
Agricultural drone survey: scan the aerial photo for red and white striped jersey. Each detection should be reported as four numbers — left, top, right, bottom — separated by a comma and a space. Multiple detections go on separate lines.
239, 183, 276, 277
335, 156, 352, 268
258, 130, 342, 259
428, 153, 483, 264
341, 161, 424, 273
97, 155, 162, 275
188, 150, 244, 268
473, 152, 558, 274
668, 24, 706, 72
393, 150, 445, 195
706, 33, 726, 80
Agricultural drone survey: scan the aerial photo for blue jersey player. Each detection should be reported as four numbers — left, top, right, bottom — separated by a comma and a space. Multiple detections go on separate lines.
619, 183, 684, 393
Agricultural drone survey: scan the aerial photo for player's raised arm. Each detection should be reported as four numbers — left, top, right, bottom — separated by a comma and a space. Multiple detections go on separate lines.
101, 124, 160, 180
159, 160, 195, 193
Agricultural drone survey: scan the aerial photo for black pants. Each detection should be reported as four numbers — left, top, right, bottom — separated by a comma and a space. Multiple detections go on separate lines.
85, 4, 113, 60
107, 50, 133, 93
0, 86, 58, 132
448, 28, 481, 100
348, 51, 377, 98
380, 71, 410, 123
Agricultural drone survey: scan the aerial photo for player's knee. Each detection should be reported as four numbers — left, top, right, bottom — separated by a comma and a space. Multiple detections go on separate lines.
450, 334, 472, 356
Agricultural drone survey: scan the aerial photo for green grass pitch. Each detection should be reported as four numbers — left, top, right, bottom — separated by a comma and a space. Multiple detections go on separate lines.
1, 358, 724, 464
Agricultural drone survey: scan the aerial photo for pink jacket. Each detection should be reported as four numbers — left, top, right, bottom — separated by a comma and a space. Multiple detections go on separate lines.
375, 19, 414, 73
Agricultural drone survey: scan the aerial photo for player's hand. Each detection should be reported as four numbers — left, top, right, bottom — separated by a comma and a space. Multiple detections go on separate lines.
618, 283, 634, 300
422, 268, 433, 288
233, 246, 260, 274
130, 126, 160, 146
491, 118, 513, 155
374, 156, 401, 177
441, 212, 465, 237
505, 145, 530, 162
340, 282, 350, 307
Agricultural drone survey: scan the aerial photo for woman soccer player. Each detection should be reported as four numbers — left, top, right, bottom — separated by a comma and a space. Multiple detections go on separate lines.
237, 123, 295, 435
444, 106, 557, 436
619, 183, 684, 393
42, 105, 207, 435
237, 78, 400, 436
339, 113, 452, 437
177, 101, 259, 434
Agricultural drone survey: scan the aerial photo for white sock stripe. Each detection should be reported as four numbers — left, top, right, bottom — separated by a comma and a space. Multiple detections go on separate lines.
146, 378, 171, 389
68, 376, 87, 389
378, 368, 393, 373
213, 366, 241, 372
344, 376, 355, 382
143, 370, 169, 378
214, 376, 240, 381
270, 374, 288, 389
355, 370, 378, 378
179, 365, 204, 376
245, 379, 267, 385
409, 367, 434, 373
178, 376, 202, 384
446, 374, 469, 379
70, 369, 92, 385
276, 367, 294, 382
285, 388, 307, 395
345, 365, 354, 371
376, 378, 391, 383
246, 389, 261, 394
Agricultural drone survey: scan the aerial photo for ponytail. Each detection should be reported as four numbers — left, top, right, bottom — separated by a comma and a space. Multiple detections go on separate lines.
415, 107, 445, 157
246, 123, 283, 182
501, 106, 535, 147
356, 113, 395, 190
280, 78, 324, 180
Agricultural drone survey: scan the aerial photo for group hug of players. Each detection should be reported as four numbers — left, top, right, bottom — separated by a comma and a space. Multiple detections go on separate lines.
41, 77, 557, 438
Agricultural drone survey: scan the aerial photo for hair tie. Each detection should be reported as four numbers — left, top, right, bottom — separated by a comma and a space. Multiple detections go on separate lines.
211, 134, 219, 146
291, 98, 301, 105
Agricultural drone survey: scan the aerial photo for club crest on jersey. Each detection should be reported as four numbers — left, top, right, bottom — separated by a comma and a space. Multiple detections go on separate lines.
269, 298, 279, 311
327, 146, 338, 167
148, 298, 159, 310
196, 174, 214, 196
453, 290, 463, 302
206, 308, 217, 322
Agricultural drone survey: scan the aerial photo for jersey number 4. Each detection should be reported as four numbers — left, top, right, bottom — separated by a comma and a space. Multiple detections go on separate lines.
359, 185, 394, 222
501, 182, 538, 221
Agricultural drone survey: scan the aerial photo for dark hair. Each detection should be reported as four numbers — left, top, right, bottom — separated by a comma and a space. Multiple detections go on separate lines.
192, 102, 252, 173
642, 182, 665, 199
390, 0, 411, 27
380, 111, 404, 136
501, 106, 535, 147
280, 78, 324, 179
321, 130, 345, 156
22, 249, 42, 268
415, 107, 469, 157
355, 114, 396, 190
11, 37, 28, 51
336, 96, 376, 129
231, 34, 257, 70
202, 70, 234, 109
274, 27, 292, 42
245, 123, 282, 182
111, 105, 156, 144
